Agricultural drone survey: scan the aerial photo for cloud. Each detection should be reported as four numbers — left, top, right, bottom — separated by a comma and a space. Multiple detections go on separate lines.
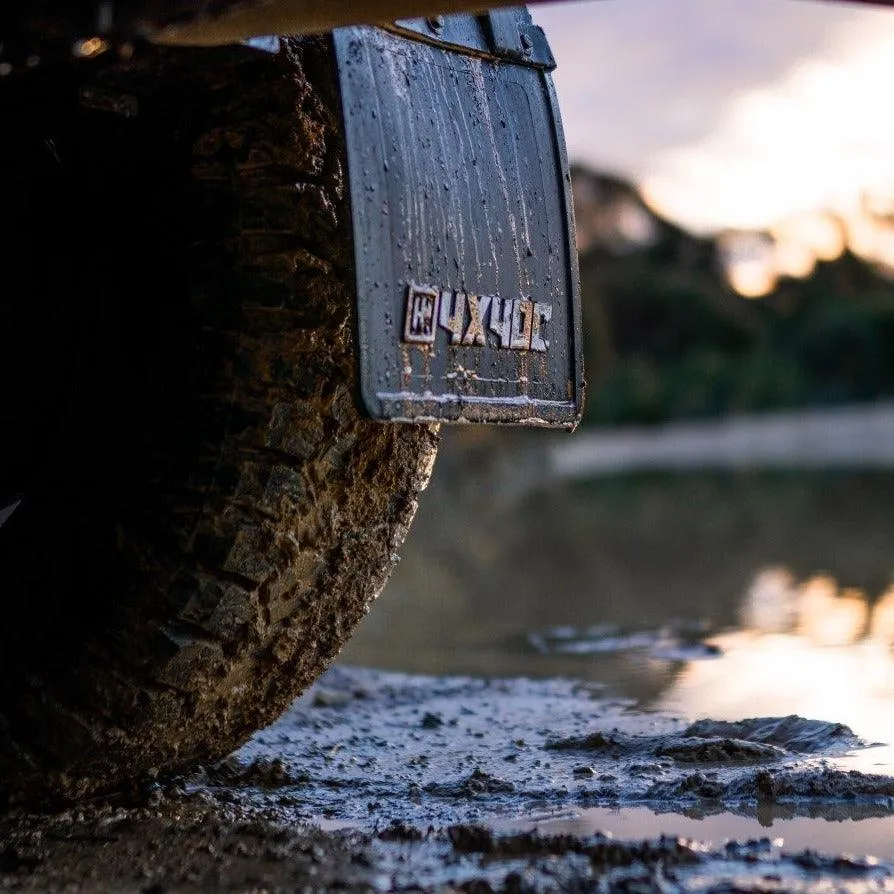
534, 0, 894, 230
645, 12, 894, 231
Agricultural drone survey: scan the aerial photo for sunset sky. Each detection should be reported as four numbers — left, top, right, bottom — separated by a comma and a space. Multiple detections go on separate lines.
535, 0, 894, 237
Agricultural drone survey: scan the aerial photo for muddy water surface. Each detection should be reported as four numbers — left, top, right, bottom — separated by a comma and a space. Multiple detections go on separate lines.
5, 427, 894, 892
336, 428, 894, 863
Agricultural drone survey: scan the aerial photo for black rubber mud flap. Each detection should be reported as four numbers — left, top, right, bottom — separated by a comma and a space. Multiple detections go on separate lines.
334, 8, 584, 427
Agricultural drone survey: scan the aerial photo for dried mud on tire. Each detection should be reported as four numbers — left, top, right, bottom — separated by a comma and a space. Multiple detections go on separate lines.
0, 39, 438, 804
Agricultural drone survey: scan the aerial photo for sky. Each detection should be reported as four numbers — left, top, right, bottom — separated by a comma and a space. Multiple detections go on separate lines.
534, 0, 894, 237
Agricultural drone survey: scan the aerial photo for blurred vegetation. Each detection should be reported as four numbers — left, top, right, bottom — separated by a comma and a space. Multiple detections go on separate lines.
575, 168, 894, 426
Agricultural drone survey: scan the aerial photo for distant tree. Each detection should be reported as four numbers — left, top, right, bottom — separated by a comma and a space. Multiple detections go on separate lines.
572, 169, 894, 426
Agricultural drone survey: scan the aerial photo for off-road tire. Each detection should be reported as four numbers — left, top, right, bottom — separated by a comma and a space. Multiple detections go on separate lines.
0, 39, 438, 804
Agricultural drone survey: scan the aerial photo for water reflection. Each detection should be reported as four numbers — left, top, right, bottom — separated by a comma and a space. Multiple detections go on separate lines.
502, 807, 894, 861
528, 621, 719, 661
742, 568, 885, 645
517, 566, 894, 768
333, 432, 894, 856
341, 431, 894, 760
660, 569, 894, 776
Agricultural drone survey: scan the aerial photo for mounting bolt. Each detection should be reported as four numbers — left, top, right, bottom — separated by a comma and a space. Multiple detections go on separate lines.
427, 15, 445, 32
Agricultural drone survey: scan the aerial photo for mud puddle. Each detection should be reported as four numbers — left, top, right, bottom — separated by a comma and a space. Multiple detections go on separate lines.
6, 455, 894, 890
4, 666, 894, 891
221, 667, 894, 831
500, 806, 894, 861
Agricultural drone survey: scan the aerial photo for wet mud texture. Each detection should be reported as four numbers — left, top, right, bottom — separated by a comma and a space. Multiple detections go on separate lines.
3, 667, 894, 892
0, 40, 437, 804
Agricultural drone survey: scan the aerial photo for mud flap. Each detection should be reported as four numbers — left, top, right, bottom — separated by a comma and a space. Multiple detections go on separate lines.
333, 8, 584, 427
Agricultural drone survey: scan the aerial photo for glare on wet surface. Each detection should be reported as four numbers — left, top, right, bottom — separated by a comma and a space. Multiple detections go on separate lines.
659, 572, 894, 771
502, 807, 894, 863
7, 436, 894, 892
335, 431, 894, 862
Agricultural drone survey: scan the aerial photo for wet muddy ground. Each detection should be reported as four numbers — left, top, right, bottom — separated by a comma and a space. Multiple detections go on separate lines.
4, 430, 894, 891
3, 667, 894, 892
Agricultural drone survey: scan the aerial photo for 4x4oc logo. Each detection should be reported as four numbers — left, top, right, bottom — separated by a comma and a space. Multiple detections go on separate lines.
402, 283, 551, 353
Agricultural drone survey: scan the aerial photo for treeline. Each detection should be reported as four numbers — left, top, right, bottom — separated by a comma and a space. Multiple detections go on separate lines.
574, 168, 894, 425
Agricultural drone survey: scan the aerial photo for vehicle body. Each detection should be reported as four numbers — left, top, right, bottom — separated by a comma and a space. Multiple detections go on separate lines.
2, 0, 889, 805
0, 0, 581, 803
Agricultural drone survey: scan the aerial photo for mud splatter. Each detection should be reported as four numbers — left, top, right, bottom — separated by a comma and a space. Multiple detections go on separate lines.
2, 666, 894, 892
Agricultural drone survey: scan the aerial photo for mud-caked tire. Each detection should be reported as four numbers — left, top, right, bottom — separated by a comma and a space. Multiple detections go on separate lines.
0, 39, 438, 803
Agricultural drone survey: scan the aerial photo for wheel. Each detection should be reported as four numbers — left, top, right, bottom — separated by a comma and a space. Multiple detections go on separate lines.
0, 38, 438, 804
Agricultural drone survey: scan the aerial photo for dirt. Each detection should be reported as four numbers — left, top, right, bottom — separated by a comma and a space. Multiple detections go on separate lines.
3, 666, 894, 892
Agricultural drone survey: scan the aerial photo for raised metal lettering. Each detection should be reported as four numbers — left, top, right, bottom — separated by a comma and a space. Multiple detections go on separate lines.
403, 285, 550, 353
489, 296, 513, 349
403, 283, 439, 344
530, 302, 552, 352
510, 299, 534, 350
439, 290, 467, 345
462, 294, 491, 347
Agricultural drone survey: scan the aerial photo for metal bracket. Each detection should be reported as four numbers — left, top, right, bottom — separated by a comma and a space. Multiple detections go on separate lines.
392, 7, 555, 69
484, 8, 555, 67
